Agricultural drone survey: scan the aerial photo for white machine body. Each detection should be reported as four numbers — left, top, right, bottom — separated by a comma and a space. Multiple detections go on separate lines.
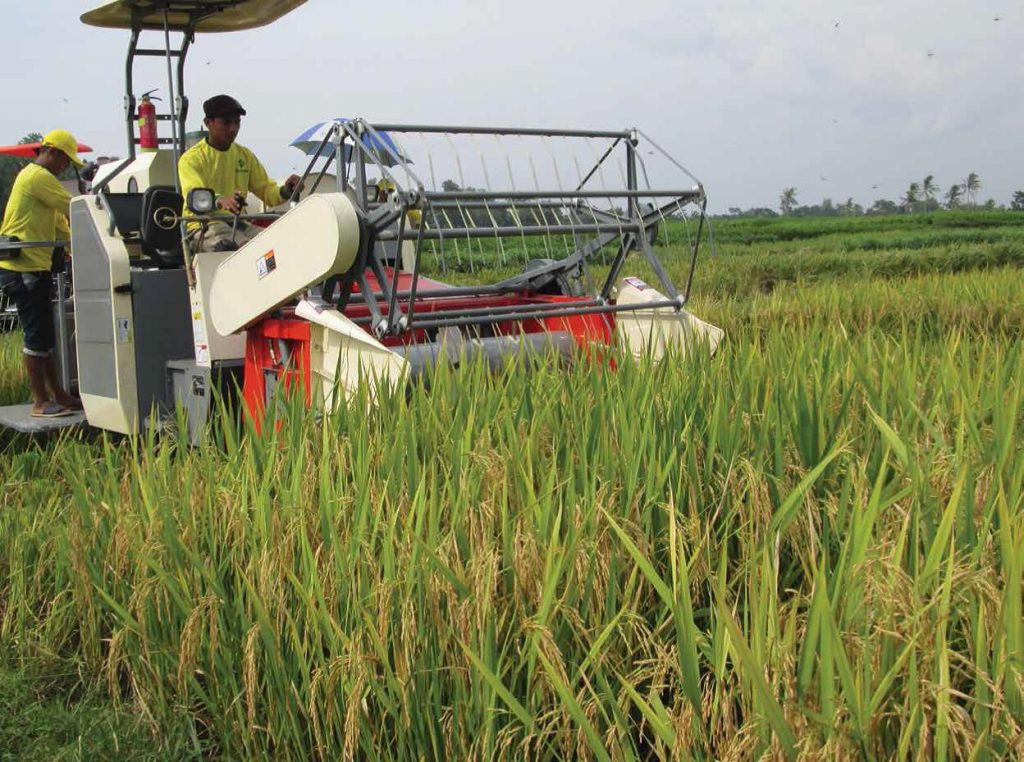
208, 193, 360, 337
70, 198, 140, 434
296, 299, 409, 407
91, 151, 176, 193
614, 278, 724, 361
189, 251, 248, 366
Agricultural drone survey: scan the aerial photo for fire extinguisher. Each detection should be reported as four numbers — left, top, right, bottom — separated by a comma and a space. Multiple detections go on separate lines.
137, 89, 161, 152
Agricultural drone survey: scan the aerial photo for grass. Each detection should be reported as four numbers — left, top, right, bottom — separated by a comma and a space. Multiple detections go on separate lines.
0, 328, 26, 406
0, 661, 192, 760
0, 211, 1022, 759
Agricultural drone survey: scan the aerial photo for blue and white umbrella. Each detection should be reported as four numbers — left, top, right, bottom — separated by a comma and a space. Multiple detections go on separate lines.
290, 119, 411, 166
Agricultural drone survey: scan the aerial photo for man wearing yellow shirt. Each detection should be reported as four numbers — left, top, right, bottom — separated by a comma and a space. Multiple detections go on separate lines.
178, 94, 301, 252
0, 129, 83, 417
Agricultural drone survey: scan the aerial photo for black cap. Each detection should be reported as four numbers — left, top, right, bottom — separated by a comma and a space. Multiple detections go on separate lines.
203, 94, 247, 119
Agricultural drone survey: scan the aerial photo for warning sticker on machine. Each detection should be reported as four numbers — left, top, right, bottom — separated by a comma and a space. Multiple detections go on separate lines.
194, 344, 209, 364
191, 310, 206, 344
256, 250, 277, 280
624, 276, 649, 290
116, 317, 132, 343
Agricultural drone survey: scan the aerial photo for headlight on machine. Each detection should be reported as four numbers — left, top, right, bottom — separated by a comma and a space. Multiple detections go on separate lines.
186, 188, 216, 214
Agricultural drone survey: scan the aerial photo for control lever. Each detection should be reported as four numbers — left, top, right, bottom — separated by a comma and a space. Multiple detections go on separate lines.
229, 192, 247, 246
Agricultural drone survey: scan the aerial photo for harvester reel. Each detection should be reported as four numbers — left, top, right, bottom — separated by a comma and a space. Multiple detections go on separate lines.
277, 119, 714, 356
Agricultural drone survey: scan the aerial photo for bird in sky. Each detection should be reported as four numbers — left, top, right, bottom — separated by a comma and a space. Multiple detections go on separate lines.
993, 14, 1002, 22
834, 21, 840, 29
872, 184, 879, 190
927, 50, 936, 58
819, 175, 828, 182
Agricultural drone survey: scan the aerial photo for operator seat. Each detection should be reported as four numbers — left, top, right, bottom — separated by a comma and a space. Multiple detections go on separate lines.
98, 187, 183, 268
139, 186, 184, 268
102, 191, 144, 240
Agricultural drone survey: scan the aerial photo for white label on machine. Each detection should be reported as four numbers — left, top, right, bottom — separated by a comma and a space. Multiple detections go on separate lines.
255, 249, 277, 280
116, 317, 132, 343
191, 310, 206, 344
194, 343, 209, 364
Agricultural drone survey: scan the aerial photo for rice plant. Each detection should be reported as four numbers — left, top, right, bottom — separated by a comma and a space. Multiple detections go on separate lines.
0, 214, 1021, 759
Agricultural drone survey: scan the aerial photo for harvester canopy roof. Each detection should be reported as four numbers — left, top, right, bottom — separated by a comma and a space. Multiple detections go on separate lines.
81, 0, 307, 32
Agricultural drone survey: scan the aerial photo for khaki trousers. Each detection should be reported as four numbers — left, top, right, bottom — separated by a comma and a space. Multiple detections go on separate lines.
195, 219, 261, 253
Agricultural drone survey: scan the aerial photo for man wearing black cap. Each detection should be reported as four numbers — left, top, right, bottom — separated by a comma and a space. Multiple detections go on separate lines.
178, 94, 302, 251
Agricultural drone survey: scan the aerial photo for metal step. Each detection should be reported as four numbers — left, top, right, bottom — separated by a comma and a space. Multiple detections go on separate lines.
0, 404, 87, 434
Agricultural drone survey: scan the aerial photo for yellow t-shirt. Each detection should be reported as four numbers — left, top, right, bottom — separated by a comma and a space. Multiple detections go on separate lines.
0, 163, 71, 272
178, 139, 284, 229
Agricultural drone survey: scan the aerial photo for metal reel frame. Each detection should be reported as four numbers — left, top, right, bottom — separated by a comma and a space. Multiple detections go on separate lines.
291, 118, 709, 345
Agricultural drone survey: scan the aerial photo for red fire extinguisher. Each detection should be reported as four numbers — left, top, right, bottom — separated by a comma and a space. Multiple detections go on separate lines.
137, 89, 161, 152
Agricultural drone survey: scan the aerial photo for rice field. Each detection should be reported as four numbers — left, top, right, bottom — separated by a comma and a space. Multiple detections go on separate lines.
1, 212, 1022, 759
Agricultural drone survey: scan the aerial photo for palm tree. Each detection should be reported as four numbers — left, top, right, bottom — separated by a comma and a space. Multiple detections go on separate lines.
779, 187, 797, 215
945, 184, 962, 209
922, 175, 938, 210
962, 173, 981, 206
901, 182, 920, 213
1011, 190, 1024, 211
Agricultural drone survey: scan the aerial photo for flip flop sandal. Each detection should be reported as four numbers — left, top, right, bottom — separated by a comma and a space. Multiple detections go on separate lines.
31, 402, 74, 418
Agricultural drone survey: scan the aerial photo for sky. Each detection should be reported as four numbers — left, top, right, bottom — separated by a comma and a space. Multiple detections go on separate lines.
3, 0, 1021, 213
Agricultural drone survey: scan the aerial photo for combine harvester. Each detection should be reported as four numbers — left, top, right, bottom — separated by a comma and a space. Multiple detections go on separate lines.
0, 0, 722, 440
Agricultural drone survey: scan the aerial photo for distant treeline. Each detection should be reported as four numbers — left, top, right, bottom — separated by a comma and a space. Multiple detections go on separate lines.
725, 176, 1024, 219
